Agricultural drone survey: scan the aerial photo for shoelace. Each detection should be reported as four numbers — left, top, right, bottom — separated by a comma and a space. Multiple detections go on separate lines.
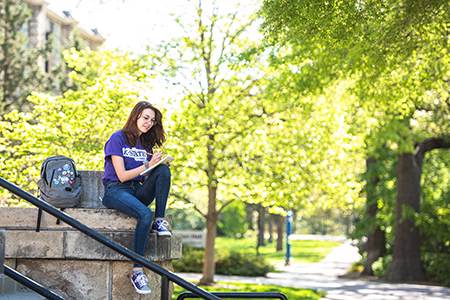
134, 273, 148, 288
155, 220, 169, 230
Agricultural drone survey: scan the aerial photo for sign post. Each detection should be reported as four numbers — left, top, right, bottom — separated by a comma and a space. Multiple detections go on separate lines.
285, 211, 293, 266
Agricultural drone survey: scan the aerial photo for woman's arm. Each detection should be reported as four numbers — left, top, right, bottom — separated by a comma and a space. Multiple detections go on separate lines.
111, 155, 145, 182
111, 151, 163, 182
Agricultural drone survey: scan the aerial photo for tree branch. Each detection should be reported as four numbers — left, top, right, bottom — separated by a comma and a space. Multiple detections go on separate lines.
217, 198, 236, 214
170, 192, 207, 219
416, 137, 450, 158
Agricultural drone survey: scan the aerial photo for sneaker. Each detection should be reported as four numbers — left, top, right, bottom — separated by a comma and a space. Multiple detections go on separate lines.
131, 270, 151, 294
152, 219, 172, 236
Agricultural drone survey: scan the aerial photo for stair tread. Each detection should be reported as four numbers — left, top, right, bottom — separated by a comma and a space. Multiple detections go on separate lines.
0, 291, 46, 299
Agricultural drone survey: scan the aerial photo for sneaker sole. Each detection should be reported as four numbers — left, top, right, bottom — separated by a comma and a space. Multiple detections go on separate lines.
152, 230, 172, 236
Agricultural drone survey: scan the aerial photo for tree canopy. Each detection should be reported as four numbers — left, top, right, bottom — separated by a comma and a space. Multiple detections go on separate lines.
0, 0, 52, 115
2, 0, 450, 286
0, 49, 153, 204
259, 0, 450, 282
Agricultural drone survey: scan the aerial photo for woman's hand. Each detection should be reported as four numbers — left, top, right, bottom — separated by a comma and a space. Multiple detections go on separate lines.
150, 151, 163, 166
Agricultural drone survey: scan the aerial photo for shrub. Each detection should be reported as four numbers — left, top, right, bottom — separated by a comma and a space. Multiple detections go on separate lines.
372, 255, 392, 278
173, 244, 205, 273
349, 252, 366, 273
166, 207, 205, 231
422, 253, 450, 287
216, 251, 275, 277
217, 201, 248, 238
173, 244, 275, 276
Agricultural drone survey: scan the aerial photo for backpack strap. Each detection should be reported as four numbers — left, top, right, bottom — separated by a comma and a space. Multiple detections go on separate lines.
40, 159, 49, 186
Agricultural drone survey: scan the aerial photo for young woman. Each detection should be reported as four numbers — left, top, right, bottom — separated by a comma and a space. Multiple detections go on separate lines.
102, 101, 171, 295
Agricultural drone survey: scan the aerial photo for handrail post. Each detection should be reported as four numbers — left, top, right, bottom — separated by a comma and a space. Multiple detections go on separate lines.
161, 274, 169, 300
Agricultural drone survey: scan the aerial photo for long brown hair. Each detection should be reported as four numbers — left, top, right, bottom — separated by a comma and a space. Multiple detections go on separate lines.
122, 101, 166, 149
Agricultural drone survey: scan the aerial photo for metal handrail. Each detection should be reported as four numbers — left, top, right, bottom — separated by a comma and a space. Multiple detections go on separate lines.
0, 176, 220, 300
1, 176, 288, 300
3, 265, 64, 300
178, 292, 288, 299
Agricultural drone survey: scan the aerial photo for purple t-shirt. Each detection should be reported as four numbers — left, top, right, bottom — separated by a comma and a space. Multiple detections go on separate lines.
102, 130, 152, 186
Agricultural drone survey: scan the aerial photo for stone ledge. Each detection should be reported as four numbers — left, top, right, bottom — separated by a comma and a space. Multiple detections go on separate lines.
0, 207, 172, 231
5, 230, 182, 261
2, 207, 181, 262
5, 230, 182, 262
5, 231, 64, 259
0, 169, 181, 299
63, 231, 183, 261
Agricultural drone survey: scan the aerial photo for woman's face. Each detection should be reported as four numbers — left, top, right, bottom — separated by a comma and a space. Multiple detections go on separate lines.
137, 108, 156, 135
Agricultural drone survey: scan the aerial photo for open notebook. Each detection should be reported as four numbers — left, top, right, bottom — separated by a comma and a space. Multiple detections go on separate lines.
140, 155, 175, 176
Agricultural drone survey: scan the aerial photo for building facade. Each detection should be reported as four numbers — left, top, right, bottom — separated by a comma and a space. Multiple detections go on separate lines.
24, 0, 105, 72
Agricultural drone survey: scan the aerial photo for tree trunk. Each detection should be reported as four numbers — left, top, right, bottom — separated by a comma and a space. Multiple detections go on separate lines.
276, 214, 284, 252
362, 227, 386, 276
386, 138, 450, 281
257, 205, 266, 247
245, 203, 255, 230
386, 153, 425, 281
199, 185, 218, 285
362, 157, 386, 276
268, 216, 273, 244
291, 210, 297, 234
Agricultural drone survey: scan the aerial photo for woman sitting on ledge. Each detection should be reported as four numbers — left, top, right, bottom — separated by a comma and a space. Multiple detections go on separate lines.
101, 101, 171, 295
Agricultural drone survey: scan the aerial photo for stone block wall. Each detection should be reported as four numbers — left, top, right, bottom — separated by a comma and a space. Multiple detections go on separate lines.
0, 170, 183, 300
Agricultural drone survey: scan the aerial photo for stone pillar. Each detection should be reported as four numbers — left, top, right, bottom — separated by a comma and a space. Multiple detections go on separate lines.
28, 5, 41, 48
1, 207, 182, 300
27, 3, 47, 71
79, 170, 106, 208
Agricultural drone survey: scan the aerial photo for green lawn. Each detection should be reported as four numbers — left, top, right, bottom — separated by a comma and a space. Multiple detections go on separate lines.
215, 236, 342, 265
171, 236, 342, 299
172, 281, 326, 300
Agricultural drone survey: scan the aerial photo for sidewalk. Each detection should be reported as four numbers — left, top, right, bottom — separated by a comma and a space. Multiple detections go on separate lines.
177, 240, 450, 300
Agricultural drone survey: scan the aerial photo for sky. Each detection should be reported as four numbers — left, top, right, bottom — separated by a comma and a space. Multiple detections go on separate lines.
44, 0, 262, 108
45, 0, 261, 53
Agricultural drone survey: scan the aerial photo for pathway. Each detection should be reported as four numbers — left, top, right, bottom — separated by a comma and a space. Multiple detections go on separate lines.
177, 239, 450, 300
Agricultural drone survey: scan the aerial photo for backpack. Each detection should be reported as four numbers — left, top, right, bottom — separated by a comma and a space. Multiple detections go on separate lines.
36, 155, 82, 231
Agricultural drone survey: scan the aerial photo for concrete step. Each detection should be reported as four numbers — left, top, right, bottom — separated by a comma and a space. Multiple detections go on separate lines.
1, 170, 182, 299
0, 274, 45, 299
0, 290, 45, 299
1, 270, 54, 299
1, 207, 182, 262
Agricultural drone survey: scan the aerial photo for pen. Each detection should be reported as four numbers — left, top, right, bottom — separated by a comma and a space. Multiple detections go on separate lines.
146, 152, 153, 156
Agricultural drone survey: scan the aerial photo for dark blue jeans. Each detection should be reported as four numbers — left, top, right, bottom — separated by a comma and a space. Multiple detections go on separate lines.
102, 164, 171, 268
